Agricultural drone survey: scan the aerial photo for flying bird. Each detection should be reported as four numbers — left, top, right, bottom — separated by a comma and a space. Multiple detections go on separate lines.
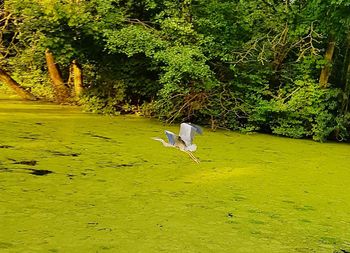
152, 123, 203, 163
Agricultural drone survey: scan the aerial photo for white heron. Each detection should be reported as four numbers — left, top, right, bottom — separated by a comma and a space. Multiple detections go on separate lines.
152, 123, 203, 163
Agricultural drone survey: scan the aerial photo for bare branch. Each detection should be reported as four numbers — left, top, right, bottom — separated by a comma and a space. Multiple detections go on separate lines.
227, 22, 323, 66
125, 18, 155, 30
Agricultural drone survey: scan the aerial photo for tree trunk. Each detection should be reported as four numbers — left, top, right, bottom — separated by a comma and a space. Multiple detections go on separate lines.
341, 33, 350, 113
72, 60, 83, 97
319, 37, 336, 88
67, 63, 74, 89
341, 32, 350, 86
342, 61, 350, 113
45, 49, 70, 103
181, 0, 192, 23
0, 68, 37, 100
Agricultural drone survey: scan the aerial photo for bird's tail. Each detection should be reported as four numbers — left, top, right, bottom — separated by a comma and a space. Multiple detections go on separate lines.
185, 144, 197, 152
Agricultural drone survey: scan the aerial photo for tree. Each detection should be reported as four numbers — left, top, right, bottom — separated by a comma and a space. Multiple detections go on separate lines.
0, 68, 37, 100
45, 49, 70, 103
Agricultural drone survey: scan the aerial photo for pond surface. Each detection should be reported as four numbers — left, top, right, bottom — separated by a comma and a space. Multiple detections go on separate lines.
0, 99, 350, 252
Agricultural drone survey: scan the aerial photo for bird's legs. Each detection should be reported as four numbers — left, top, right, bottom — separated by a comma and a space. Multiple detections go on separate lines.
185, 151, 200, 164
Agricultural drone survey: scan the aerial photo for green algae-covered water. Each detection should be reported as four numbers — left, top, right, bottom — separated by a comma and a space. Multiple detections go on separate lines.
1, 99, 350, 253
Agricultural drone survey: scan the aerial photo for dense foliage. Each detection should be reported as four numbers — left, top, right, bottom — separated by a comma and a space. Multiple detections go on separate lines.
1, 0, 350, 141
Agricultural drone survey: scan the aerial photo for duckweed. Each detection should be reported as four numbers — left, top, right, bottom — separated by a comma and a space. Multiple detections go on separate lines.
1, 99, 350, 252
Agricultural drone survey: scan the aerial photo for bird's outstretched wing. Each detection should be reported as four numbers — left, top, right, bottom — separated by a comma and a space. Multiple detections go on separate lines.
190, 123, 203, 135
179, 123, 203, 146
165, 130, 177, 145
